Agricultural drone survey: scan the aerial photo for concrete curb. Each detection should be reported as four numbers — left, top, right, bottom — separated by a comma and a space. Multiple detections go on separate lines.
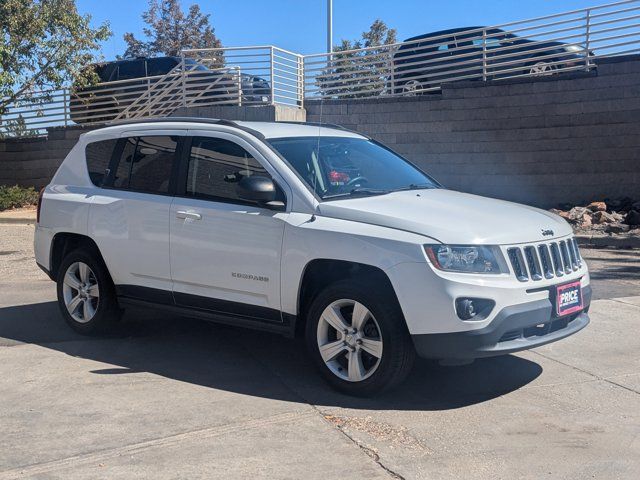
0, 209, 36, 225
0, 217, 35, 225
576, 234, 640, 249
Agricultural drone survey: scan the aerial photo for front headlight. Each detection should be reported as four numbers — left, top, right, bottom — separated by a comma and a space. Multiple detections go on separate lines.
565, 44, 584, 54
424, 245, 507, 274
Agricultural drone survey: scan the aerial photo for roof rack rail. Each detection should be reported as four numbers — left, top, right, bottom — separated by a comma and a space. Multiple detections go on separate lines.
276, 120, 350, 131
105, 117, 240, 128
102, 116, 266, 140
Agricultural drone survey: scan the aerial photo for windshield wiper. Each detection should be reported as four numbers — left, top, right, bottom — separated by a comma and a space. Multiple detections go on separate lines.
391, 183, 435, 192
324, 187, 390, 199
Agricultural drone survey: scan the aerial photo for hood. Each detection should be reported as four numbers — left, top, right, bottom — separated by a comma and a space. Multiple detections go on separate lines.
317, 189, 572, 245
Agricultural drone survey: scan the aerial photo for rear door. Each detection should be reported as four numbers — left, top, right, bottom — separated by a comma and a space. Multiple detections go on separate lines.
169, 131, 288, 322
88, 130, 184, 300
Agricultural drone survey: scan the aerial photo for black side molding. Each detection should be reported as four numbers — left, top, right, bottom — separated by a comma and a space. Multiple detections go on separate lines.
115, 284, 297, 337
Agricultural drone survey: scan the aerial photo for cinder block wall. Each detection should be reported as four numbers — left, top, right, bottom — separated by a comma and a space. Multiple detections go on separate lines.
306, 56, 640, 208
0, 127, 90, 188
2, 55, 639, 206
0, 106, 305, 189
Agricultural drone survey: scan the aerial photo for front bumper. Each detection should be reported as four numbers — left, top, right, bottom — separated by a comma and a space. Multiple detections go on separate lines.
412, 285, 591, 360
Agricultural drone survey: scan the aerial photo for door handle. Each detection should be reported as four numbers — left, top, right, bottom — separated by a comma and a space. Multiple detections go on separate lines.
176, 210, 202, 221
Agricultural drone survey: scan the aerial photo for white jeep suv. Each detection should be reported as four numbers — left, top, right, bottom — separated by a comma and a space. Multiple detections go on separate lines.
34, 118, 591, 396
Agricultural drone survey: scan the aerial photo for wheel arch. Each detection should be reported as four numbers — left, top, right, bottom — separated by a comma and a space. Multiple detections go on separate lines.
294, 258, 401, 338
49, 232, 111, 282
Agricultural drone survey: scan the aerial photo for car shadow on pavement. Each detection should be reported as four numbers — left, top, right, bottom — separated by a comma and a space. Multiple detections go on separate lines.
0, 301, 543, 411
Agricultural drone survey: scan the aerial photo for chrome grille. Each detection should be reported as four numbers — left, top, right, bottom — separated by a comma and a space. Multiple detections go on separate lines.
507, 238, 582, 282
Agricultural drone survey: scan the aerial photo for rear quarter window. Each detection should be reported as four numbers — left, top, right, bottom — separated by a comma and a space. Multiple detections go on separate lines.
85, 139, 118, 186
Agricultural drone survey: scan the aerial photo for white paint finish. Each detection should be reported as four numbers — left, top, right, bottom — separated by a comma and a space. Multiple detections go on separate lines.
319, 189, 573, 245
235, 121, 364, 139
88, 189, 173, 290
33, 184, 93, 270
170, 199, 286, 310
279, 214, 431, 315
36, 119, 591, 345
386, 259, 589, 335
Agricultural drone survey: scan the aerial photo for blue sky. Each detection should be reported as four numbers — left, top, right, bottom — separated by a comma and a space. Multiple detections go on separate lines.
78, 0, 604, 60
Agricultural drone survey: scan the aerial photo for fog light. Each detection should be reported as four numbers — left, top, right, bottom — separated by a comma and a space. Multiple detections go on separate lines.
455, 298, 495, 321
456, 299, 476, 320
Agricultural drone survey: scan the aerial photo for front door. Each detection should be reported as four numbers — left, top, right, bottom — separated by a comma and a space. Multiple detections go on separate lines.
169, 131, 288, 323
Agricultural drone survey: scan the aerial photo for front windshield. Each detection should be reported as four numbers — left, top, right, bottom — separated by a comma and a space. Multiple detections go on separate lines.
268, 136, 440, 200
183, 59, 209, 71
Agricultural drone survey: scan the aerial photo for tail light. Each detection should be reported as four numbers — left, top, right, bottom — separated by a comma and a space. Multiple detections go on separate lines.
36, 188, 45, 223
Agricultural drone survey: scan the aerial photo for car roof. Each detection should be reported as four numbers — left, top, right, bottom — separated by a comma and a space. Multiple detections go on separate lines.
403, 26, 500, 43
82, 118, 365, 140
236, 121, 363, 139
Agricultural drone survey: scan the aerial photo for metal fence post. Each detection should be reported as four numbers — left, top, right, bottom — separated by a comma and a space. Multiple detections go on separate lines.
390, 49, 396, 95
237, 67, 242, 106
63, 88, 69, 127
146, 78, 151, 117
299, 54, 304, 108
180, 52, 187, 108
585, 8, 592, 71
482, 28, 488, 81
270, 47, 276, 105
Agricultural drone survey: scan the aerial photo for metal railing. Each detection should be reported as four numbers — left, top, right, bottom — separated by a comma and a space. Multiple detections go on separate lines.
304, 0, 640, 99
183, 46, 304, 108
0, 46, 304, 137
0, 0, 639, 137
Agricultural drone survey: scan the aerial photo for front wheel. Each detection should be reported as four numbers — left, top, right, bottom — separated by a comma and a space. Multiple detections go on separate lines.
305, 280, 415, 396
529, 61, 558, 76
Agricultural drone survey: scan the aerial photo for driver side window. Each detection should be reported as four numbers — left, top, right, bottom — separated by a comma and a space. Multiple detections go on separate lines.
185, 136, 274, 205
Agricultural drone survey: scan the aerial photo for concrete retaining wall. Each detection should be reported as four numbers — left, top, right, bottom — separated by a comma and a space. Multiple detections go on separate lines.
0, 105, 305, 189
306, 56, 640, 208
0, 127, 90, 189
2, 56, 639, 206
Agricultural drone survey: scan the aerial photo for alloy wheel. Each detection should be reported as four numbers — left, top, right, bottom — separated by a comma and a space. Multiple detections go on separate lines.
401, 80, 421, 96
316, 299, 383, 382
529, 62, 556, 76
62, 262, 100, 323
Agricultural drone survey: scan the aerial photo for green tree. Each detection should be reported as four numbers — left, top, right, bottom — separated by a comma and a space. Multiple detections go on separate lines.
320, 19, 397, 98
0, 0, 111, 117
123, 0, 222, 60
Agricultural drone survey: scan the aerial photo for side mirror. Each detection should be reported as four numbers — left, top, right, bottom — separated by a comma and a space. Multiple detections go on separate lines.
236, 176, 284, 210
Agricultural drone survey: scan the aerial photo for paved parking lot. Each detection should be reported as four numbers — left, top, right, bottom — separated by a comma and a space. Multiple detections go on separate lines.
0, 223, 639, 479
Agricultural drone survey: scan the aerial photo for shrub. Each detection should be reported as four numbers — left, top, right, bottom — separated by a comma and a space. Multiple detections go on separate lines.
0, 185, 39, 211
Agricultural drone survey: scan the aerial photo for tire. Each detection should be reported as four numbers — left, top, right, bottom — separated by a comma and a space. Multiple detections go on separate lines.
56, 248, 121, 335
305, 279, 415, 396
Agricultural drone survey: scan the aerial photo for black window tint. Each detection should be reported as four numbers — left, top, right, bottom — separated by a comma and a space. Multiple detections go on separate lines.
118, 60, 146, 80
186, 137, 270, 203
85, 139, 118, 186
147, 57, 178, 76
129, 137, 177, 193
111, 136, 176, 193
112, 137, 137, 189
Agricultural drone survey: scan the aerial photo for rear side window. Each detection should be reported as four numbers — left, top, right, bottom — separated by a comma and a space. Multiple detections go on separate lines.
85, 139, 118, 186
147, 58, 178, 76
118, 60, 146, 80
112, 136, 178, 194
185, 136, 271, 204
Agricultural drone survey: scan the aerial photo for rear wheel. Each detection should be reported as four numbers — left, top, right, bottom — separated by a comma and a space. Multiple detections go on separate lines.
305, 280, 415, 396
56, 249, 121, 334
